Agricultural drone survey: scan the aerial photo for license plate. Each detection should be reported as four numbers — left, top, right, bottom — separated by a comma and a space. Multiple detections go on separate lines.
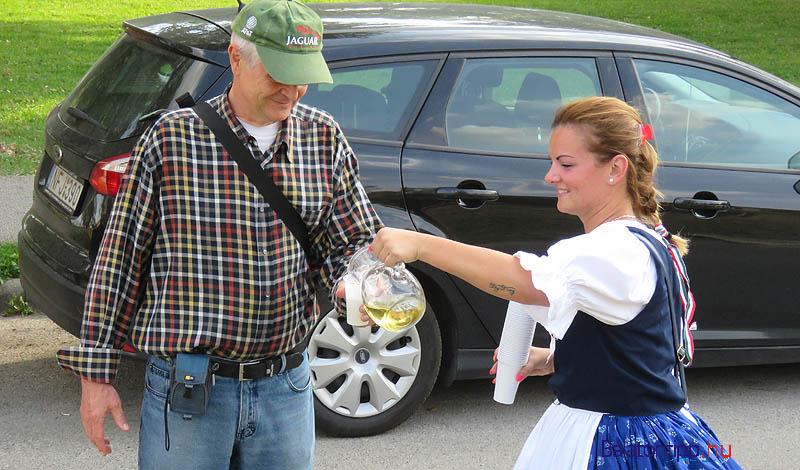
45, 164, 84, 213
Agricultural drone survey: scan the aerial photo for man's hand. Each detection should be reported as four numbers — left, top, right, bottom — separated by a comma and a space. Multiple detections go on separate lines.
357, 303, 375, 326
334, 275, 376, 327
80, 379, 129, 456
333, 272, 375, 328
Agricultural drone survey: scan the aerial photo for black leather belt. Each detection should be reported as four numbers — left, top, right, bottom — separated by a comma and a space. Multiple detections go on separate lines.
210, 348, 305, 381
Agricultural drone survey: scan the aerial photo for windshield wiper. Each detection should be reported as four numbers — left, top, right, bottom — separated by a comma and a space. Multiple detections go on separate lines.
67, 106, 108, 132
138, 109, 168, 124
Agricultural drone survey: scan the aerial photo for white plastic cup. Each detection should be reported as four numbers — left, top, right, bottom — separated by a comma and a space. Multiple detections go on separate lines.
496, 303, 536, 365
494, 302, 536, 404
493, 361, 521, 404
345, 273, 369, 327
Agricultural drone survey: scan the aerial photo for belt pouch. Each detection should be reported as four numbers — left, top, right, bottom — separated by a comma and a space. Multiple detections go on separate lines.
168, 353, 212, 419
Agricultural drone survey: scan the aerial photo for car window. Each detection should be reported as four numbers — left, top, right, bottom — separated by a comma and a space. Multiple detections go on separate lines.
635, 59, 800, 169
62, 34, 223, 141
445, 57, 602, 155
302, 60, 437, 140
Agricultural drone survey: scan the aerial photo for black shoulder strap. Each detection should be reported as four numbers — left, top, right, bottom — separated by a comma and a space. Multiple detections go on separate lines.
629, 228, 688, 398
192, 102, 311, 259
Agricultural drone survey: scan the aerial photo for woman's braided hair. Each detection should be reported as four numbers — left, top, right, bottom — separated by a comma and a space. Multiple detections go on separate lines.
551, 96, 689, 255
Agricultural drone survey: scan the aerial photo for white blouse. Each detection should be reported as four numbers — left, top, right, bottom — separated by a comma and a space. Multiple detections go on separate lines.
513, 220, 658, 340
509, 220, 667, 470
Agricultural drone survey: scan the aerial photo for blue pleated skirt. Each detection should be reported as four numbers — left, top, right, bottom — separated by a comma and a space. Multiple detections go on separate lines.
587, 407, 741, 469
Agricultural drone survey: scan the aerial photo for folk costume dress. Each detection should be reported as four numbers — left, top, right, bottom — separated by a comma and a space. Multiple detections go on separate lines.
510, 220, 740, 470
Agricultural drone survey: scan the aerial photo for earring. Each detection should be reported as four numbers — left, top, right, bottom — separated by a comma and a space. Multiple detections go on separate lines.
609, 178, 614, 183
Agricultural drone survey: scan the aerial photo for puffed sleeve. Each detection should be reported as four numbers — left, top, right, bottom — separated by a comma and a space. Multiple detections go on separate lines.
513, 223, 657, 339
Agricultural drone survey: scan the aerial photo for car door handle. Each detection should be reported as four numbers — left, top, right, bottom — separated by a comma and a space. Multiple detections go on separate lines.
435, 188, 499, 201
673, 197, 730, 212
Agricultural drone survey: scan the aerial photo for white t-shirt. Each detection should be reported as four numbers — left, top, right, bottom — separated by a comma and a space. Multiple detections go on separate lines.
240, 120, 280, 153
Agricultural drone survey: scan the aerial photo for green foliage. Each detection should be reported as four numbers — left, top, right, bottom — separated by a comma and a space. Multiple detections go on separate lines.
1, 0, 798, 175
3, 295, 33, 317
0, 243, 20, 284
0, 0, 234, 175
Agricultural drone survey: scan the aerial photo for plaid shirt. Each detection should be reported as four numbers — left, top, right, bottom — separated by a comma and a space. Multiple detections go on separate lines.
56, 90, 381, 383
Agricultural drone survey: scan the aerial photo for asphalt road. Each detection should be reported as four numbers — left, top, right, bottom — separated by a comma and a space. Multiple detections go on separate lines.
0, 175, 33, 244
2, 175, 799, 468
2, 313, 800, 469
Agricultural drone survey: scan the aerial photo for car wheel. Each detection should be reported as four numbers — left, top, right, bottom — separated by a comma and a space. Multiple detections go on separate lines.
309, 302, 442, 437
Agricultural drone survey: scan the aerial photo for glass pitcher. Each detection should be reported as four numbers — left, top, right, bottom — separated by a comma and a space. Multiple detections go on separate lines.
361, 261, 426, 332
331, 245, 382, 326
348, 245, 382, 280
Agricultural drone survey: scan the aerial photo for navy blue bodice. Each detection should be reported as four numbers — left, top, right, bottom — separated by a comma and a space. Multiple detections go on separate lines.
547, 228, 686, 416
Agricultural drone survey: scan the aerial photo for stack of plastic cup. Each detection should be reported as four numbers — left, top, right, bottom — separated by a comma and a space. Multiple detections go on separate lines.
494, 301, 537, 404
341, 245, 381, 327
344, 273, 370, 327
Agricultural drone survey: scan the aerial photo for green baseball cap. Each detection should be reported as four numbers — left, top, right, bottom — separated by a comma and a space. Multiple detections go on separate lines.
232, 0, 333, 85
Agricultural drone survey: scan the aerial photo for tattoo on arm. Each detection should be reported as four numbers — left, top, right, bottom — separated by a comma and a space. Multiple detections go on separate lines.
489, 282, 516, 296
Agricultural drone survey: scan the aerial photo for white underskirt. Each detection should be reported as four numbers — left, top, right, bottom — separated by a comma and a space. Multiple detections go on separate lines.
513, 401, 697, 469
514, 401, 602, 470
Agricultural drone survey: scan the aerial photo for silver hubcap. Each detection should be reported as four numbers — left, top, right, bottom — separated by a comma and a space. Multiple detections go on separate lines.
309, 309, 422, 418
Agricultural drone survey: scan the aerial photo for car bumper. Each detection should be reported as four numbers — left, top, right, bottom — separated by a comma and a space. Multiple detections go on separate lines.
17, 230, 85, 337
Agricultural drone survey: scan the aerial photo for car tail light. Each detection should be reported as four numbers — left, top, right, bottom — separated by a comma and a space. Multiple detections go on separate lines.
89, 153, 130, 197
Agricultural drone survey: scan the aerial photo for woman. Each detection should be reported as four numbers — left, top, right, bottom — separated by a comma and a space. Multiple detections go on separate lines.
370, 97, 740, 469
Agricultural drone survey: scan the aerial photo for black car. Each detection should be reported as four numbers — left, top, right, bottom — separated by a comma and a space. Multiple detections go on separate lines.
18, 3, 800, 437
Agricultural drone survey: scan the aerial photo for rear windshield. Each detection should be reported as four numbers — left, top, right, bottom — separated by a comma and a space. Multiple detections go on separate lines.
62, 33, 224, 141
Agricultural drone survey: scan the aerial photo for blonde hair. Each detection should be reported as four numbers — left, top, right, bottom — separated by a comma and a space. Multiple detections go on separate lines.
551, 97, 689, 255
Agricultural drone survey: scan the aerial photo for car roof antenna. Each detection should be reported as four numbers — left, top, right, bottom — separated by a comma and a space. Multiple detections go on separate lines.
237, 0, 246, 13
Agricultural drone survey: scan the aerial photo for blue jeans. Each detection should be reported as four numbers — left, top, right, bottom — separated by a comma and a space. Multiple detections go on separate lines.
139, 353, 314, 470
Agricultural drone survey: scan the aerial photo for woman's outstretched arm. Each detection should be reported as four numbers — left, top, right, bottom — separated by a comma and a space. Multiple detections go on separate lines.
371, 228, 549, 306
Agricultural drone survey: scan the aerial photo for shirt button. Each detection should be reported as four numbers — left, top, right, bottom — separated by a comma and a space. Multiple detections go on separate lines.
259, 207, 265, 212
262, 249, 268, 255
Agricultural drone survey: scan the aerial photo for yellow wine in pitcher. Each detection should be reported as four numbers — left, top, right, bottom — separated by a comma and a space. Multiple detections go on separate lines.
364, 294, 425, 331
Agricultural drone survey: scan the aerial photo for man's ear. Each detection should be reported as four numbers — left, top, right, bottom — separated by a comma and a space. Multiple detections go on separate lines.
609, 154, 629, 182
228, 44, 241, 75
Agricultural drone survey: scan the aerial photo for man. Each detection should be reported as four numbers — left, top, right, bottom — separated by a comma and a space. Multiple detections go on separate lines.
55, 0, 381, 468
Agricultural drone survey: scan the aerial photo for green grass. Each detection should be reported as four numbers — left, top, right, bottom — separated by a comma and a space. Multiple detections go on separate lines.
1, 0, 798, 175
0, 242, 20, 284
0, 242, 33, 316
0, 0, 234, 175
